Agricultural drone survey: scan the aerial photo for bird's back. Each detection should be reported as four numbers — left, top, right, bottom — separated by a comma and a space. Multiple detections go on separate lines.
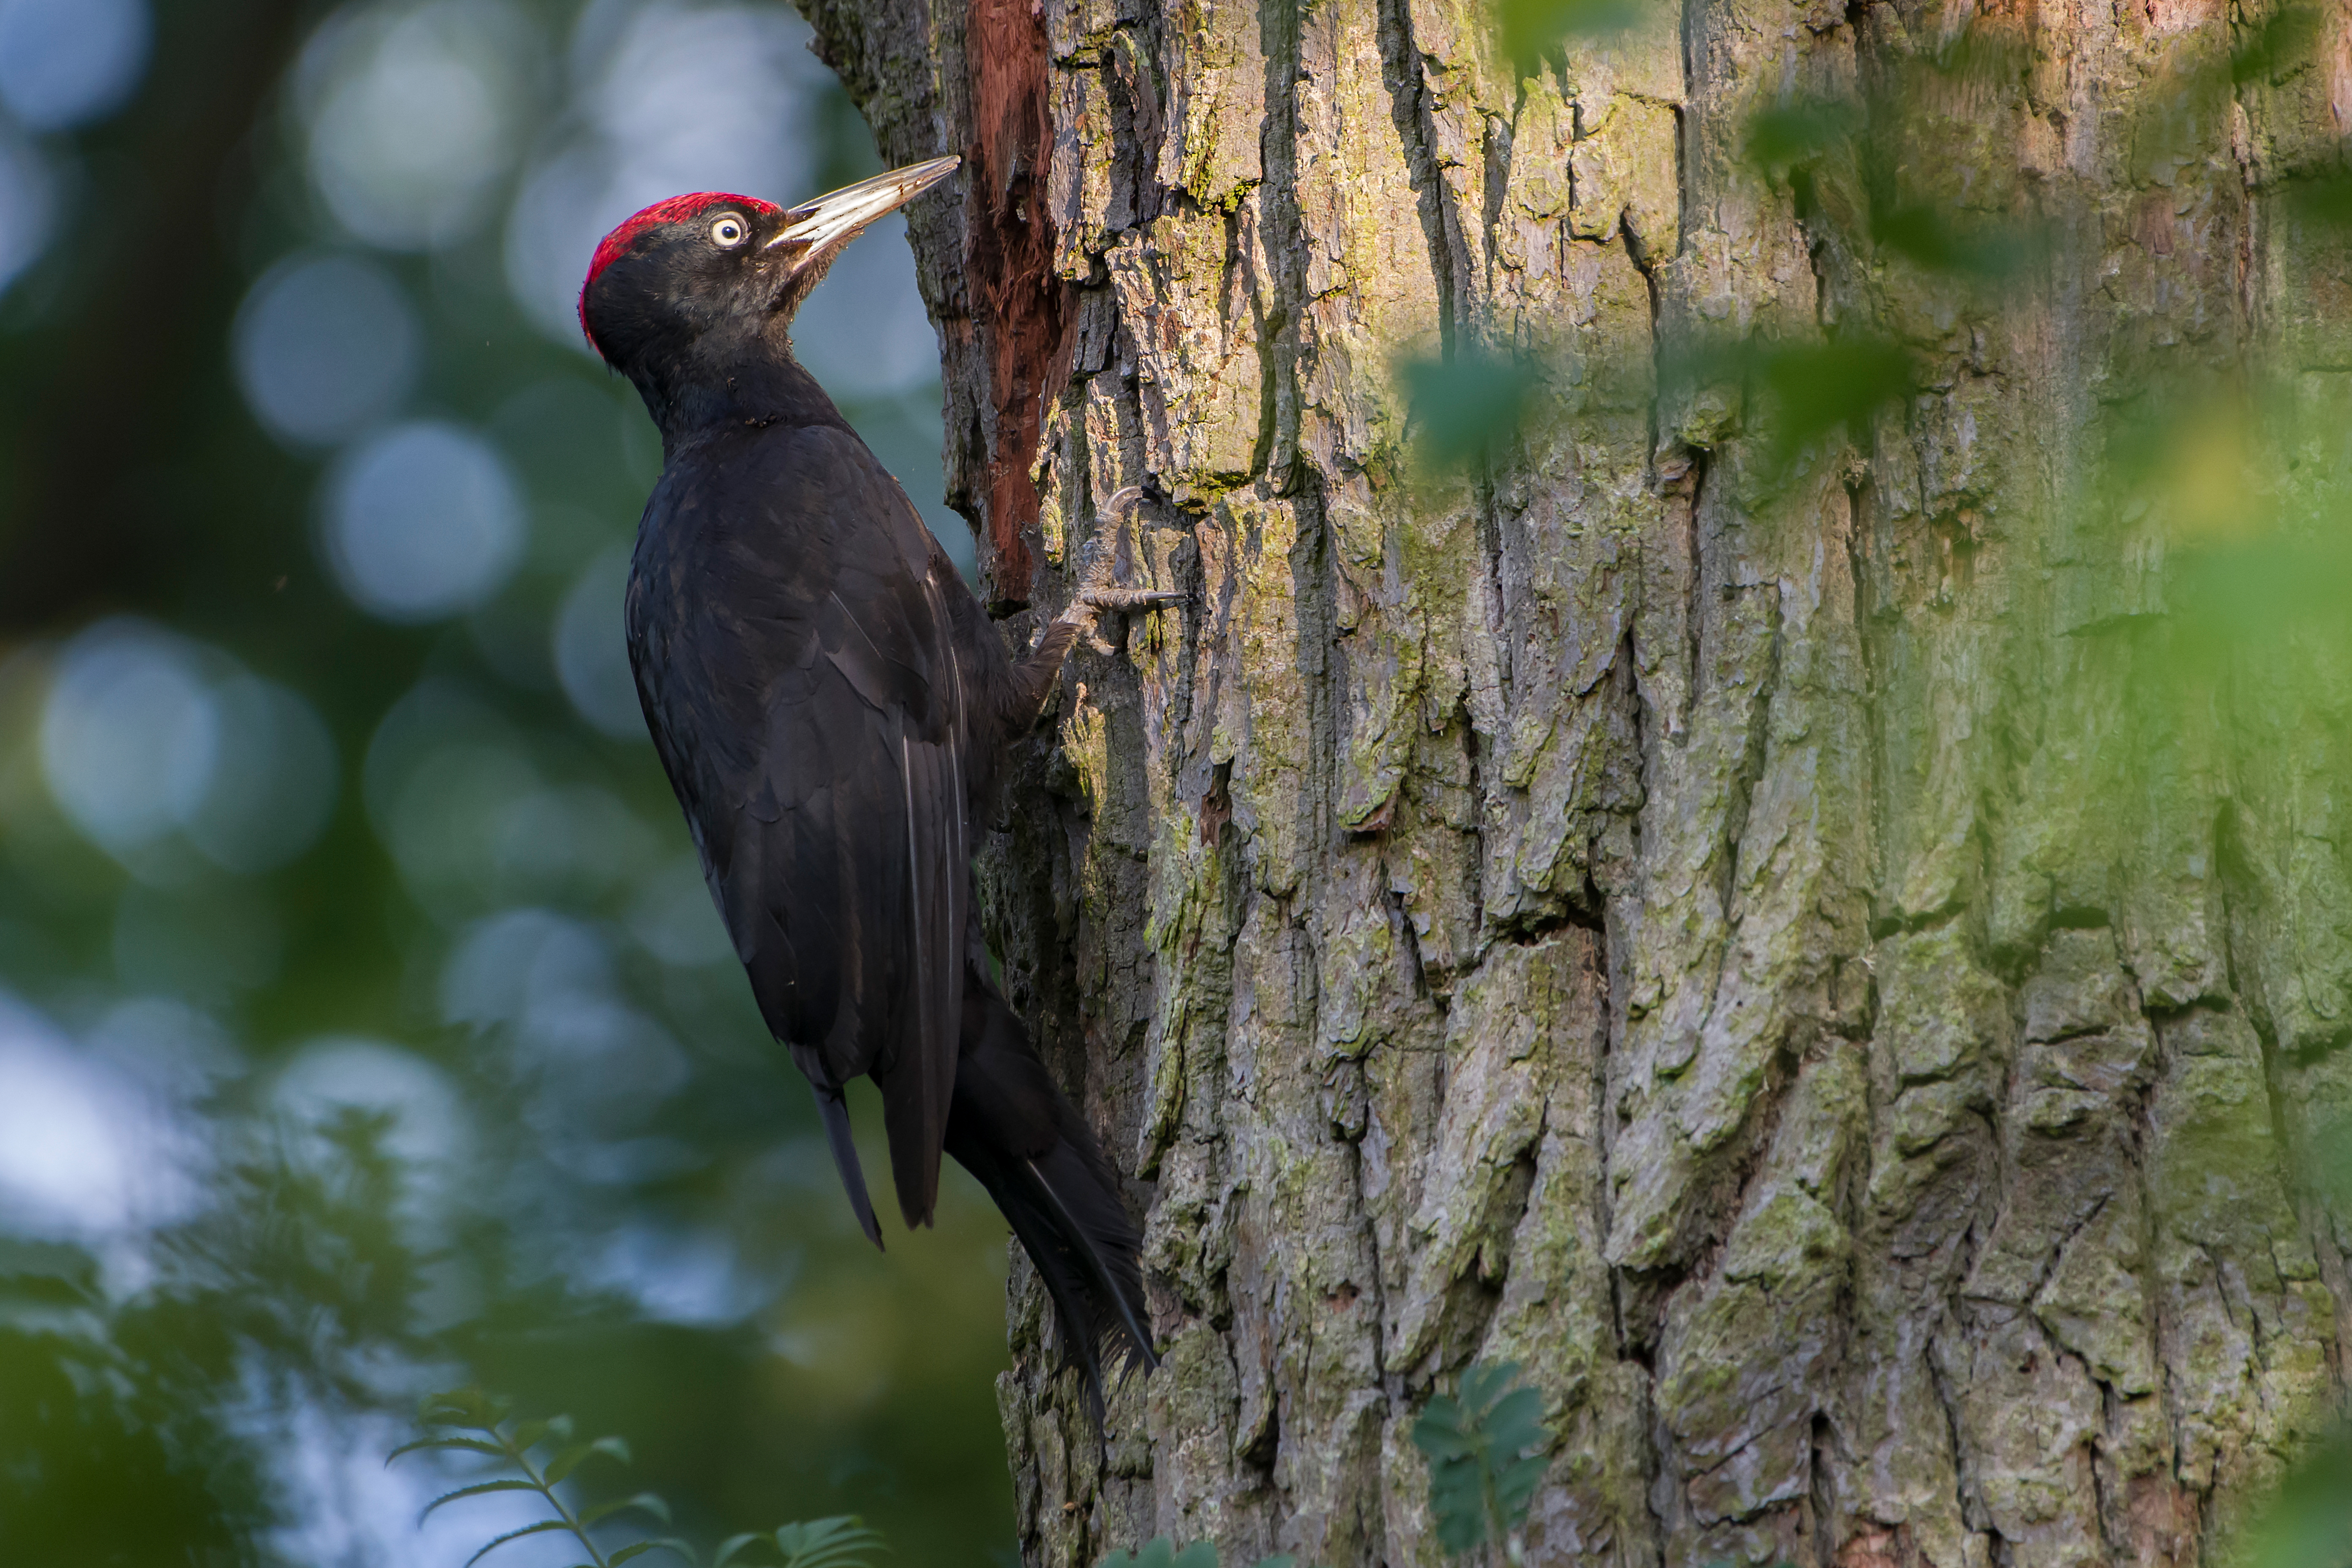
626, 417, 996, 1223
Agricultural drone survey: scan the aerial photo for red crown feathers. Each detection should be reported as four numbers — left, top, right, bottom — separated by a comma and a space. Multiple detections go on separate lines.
578, 192, 782, 351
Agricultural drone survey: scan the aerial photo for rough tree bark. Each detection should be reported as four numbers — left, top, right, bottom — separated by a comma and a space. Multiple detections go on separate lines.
797, 0, 2352, 1563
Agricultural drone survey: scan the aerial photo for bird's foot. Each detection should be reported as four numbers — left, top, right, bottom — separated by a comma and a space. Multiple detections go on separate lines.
1060, 487, 1184, 652
1080, 585, 1186, 612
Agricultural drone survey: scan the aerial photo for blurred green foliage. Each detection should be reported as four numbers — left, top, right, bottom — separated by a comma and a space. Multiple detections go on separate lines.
391, 1386, 890, 1568
1095, 1540, 1293, 1568
1409, 1361, 1546, 1561
1403, 348, 1543, 475
1489, 0, 1654, 80
723, 1516, 891, 1568
395, 1387, 678, 1568
0, 0, 1010, 1563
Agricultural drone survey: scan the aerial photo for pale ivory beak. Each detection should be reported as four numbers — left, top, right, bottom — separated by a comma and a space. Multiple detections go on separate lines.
766, 155, 962, 264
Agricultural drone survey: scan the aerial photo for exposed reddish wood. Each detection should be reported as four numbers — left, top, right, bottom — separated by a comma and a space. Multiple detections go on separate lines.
964, 0, 1070, 604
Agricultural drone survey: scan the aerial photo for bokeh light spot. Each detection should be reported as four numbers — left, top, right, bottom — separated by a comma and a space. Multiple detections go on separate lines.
628, 855, 734, 967
505, 3, 815, 343
232, 253, 421, 449
0, 124, 53, 295
441, 906, 604, 1031
793, 215, 939, 400
0, 995, 171, 1236
299, 0, 533, 251
0, 0, 151, 131
590, 1219, 768, 1325
554, 544, 643, 739
272, 1035, 468, 1173
39, 619, 219, 858
324, 421, 527, 622
185, 676, 341, 874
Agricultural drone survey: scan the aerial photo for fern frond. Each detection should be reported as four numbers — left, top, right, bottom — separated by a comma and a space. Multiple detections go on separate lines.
387, 1434, 509, 1465
419, 1478, 543, 1521
543, 1436, 632, 1487
463, 1519, 583, 1568
713, 1532, 768, 1568
419, 1386, 508, 1428
769, 1514, 888, 1568
582, 1493, 674, 1527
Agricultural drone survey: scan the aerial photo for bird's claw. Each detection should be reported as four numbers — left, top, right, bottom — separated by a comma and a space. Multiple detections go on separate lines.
1058, 487, 1184, 652
1080, 586, 1186, 613
1064, 581, 1182, 654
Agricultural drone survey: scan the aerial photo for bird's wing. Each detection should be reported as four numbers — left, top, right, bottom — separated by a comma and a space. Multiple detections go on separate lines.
628, 422, 975, 1229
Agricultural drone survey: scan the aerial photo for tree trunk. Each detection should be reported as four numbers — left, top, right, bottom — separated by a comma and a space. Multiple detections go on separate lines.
797, 0, 2352, 1563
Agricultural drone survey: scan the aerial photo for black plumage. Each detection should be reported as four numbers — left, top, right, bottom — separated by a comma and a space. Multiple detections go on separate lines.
580, 161, 1165, 1399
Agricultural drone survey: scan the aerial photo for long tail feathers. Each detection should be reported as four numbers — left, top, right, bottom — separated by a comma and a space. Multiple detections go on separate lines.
1020, 1154, 1158, 1369
944, 970, 1157, 1418
815, 1084, 884, 1249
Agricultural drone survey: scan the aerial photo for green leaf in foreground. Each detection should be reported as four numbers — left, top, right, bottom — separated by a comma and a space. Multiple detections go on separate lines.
1095, 1541, 1294, 1568
1493, 0, 1654, 77
712, 1516, 887, 1568
1411, 1360, 1549, 1556
1743, 98, 1861, 175
1403, 348, 1542, 474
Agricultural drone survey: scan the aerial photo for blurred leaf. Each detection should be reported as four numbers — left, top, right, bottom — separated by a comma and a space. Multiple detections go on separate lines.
716, 1533, 769, 1568
466, 1519, 585, 1568
1404, 348, 1542, 472
389, 1434, 510, 1463
770, 1515, 890, 1568
1744, 99, 1861, 175
2167, 539, 2352, 649
1753, 339, 1913, 459
1411, 1360, 1550, 1554
544, 1441, 600, 1485
1100, 1540, 1218, 1568
2246, 1426, 2352, 1568
2282, 168, 2352, 230
1868, 204, 2042, 281
1674, 337, 1914, 465
2231, 5, 2321, 84
585, 1492, 677, 1527
610, 1541, 696, 1565
2306, 1116, 2352, 1217
544, 1432, 635, 1486
1493, 0, 1652, 77
420, 1385, 506, 1428
2130, 8, 2322, 177
422, 1479, 547, 1521
1913, 22, 2032, 94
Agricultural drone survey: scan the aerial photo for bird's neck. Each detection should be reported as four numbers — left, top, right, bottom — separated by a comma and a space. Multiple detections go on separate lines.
641, 330, 849, 453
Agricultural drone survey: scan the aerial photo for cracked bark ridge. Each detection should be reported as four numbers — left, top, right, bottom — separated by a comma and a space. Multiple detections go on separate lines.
793, 0, 2352, 1561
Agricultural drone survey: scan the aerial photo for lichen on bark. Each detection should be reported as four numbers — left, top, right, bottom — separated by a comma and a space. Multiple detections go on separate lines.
796, 0, 2352, 1561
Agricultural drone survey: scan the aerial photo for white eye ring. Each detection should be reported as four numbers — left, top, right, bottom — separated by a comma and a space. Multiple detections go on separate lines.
710, 215, 746, 247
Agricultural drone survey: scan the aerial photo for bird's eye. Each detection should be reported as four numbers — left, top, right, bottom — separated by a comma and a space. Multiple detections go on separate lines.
710, 215, 746, 247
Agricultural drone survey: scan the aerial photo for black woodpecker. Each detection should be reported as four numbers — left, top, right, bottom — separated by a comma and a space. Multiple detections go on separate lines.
578, 157, 1168, 1400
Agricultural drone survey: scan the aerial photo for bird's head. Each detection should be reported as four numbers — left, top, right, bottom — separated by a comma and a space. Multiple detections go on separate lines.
578, 155, 959, 386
